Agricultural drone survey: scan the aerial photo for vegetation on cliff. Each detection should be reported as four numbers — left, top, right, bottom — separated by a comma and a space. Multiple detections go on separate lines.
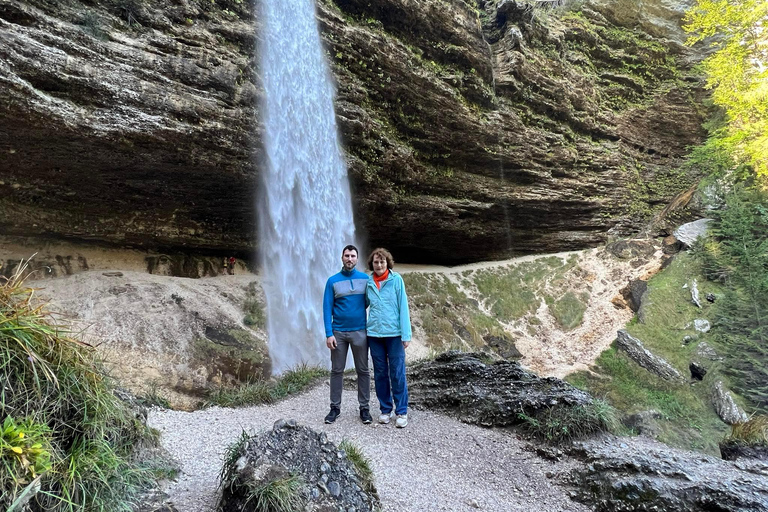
0, 264, 162, 511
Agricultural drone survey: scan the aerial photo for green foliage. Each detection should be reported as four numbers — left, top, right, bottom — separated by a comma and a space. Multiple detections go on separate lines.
694, 186, 768, 411
517, 399, 622, 443
219, 429, 250, 486
206, 364, 328, 408
242, 282, 266, 329
684, 0, 768, 178
0, 263, 159, 511
339, 439, 375, 494
1, 417, 52, 486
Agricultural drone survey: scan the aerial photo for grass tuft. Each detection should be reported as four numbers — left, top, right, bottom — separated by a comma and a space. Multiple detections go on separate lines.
244, 474, 306, 512
727, 415, 768, 446
339, 439, 375, 494
206, 364, 328, 408
517, 399, 622, 444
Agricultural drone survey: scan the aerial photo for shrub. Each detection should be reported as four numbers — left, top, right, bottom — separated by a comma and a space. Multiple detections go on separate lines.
726, 415, 768, 446
0, 262, 157, 511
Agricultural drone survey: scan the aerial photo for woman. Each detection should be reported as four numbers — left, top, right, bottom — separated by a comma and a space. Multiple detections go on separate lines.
365, 248, 412, 428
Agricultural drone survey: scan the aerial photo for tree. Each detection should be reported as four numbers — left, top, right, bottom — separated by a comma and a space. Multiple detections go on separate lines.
684, 0, 768, 180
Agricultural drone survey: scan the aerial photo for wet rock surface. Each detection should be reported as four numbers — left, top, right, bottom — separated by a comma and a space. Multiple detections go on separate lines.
408, 351, 593, 426
1, 0, 708, 263
217, 419, 379, 512
571, 435, 768, 511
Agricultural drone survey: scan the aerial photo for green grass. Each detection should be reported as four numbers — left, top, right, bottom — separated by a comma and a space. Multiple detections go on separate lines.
403, 273, 506, 350
547, 291, 590, 330
205, 364, 328, 408
567, 253, 731, 454
470, 256, 581, 323
244, 474, 306, 512
137, 381, 171, 409
219, 431, 306, 512
517, 399, 622, 444
0, 262, 162, 511
339, 439, 375, 494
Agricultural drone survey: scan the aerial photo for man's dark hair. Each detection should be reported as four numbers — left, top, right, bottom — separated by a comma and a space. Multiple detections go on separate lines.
342, 244, 358, 256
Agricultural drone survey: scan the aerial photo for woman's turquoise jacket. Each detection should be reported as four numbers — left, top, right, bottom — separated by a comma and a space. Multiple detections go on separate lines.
365, 270, 412, 341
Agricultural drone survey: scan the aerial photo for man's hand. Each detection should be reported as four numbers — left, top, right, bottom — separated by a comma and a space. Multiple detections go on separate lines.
326, 336, 337, 349
403, 341, 411, 349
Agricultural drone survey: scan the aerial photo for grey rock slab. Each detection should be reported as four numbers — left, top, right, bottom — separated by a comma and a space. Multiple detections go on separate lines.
616, 330, 684, 382
674, 219, 713, 247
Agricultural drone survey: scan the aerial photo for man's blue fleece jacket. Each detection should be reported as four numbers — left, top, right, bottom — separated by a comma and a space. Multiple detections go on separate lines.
323, 268, 368, 337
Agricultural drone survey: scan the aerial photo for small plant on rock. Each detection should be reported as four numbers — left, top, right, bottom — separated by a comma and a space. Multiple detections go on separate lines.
518, 399, 622, 444
339, 439, 375, 494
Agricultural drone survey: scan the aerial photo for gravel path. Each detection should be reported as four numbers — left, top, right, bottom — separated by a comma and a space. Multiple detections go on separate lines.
148, 383, 589, 512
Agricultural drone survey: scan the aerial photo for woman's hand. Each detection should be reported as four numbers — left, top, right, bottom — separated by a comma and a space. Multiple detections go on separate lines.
402, 341, 410, 349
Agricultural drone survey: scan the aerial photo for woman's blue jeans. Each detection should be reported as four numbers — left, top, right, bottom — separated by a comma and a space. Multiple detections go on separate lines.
368, 336, 409, 416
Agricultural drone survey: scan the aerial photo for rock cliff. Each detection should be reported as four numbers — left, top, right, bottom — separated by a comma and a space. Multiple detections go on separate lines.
0, 0, 707, 263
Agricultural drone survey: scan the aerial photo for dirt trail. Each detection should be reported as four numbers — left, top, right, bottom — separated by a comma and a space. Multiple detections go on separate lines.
148, 385, 590, 512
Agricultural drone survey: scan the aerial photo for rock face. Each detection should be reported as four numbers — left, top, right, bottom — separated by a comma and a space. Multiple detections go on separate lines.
616, 329, 684, 381
408, 351, 594, 426
38, 270, 269, 408
0, 0, 708, 264
572, 436, 768, 512
218, 419, 379, 512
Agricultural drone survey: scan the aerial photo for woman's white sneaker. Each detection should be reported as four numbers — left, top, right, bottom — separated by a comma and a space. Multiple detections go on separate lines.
395, 414, 408, 428
378, 413, 392, 424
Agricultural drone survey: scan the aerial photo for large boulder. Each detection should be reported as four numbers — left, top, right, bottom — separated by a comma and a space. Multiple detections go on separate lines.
571, 435, 768, 511
218, 419, 379, 512
407, 351, 594, 427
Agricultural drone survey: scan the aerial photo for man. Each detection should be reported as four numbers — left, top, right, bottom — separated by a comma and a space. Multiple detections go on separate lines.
322, 244, 372, 424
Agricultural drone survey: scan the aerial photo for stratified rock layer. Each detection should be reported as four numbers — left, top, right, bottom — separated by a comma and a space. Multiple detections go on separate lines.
0, 0, 707, 263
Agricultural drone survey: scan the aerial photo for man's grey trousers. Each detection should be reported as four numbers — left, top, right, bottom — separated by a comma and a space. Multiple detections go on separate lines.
330, 329, 370, 410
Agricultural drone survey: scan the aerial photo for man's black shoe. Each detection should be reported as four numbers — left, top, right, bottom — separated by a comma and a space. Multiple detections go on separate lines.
324, 407, 340, 424
360, 409, 373, 424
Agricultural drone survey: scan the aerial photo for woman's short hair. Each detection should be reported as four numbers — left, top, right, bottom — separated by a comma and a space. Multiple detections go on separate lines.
367, 248, 395, 271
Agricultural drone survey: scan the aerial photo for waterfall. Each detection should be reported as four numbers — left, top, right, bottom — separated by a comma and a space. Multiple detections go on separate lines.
257, 0, 357, 373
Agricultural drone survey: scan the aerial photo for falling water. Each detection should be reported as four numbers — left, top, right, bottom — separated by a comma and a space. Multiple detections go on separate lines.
257, 0, 357, 372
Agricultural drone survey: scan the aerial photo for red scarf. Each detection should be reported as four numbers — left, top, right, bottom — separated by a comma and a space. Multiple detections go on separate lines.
373, 268, 389, 289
